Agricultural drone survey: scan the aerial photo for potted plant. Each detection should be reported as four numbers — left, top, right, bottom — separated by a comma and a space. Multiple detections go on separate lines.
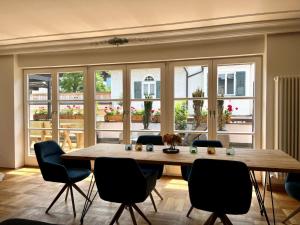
192, 88, 204, 128
131, 107, 144, 122
33, 107, 48, 120
151, 108, 160, 123
143, 95, 153, 129
175, 101, 188, 130
104, 106, 123, 122
60, 105, 83, 119
224, 104, 238, 123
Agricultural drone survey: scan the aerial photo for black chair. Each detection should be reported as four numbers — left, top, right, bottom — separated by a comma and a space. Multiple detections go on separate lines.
94, 157, 157, 225
282, 173, 300, 223
188, 159, 252, 225
136, 135, 164, 212
182, 140, 223, 217
0, 219, 62, 225
34, 140, 91, 217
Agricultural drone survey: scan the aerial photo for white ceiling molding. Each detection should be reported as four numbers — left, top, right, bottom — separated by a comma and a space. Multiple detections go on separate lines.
1, 18, 300, 55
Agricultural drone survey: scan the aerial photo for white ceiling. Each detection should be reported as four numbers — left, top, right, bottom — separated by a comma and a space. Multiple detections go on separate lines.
0, 0, 300, 46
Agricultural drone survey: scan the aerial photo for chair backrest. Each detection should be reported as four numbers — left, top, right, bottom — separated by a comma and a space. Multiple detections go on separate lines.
34, 140, 67, 182
192, 140, 223, 148
94, 157, 147, 203
189, 159, 252, 215
285, 173, 300, 201
136, 135, 164, 145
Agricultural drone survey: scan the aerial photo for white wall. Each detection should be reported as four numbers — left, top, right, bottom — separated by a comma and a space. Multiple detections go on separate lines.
0, 55, 24, 168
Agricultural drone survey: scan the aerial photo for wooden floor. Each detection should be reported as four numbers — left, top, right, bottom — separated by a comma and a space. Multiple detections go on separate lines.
0, 168, 299, 225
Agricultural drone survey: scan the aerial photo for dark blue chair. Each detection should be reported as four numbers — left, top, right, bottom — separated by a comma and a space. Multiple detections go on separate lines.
94, 157, 157, 225
283, 173, 300, 223
188, 159, 252, 225
182, 140, 223, 217
34, 140, 91, 217
136, 135, 164, 212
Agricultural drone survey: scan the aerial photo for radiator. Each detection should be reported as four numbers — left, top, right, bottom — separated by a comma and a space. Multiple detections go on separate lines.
274, 76, 300, 161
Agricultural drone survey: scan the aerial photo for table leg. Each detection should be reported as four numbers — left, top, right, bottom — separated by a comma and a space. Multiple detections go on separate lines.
268, 172, 276, 225
250, 170, 271, 225
80, 174, 98, 225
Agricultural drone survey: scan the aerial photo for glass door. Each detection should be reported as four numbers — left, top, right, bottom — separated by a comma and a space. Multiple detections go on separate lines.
214, 57, 262, 148
25, 67, 87, 164
169, 60, 212, 146
128, 63, 165, 143
92, 66, 126, 144
25, 70, 53, 160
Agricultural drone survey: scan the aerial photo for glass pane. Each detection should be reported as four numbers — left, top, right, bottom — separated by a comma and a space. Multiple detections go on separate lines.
96, 131, 123, 144
174, 100, 208, 131
59, 130, 84, 151
130, 101, 161, 131
131, 68, 161, 99
174, 65, 208, 98
59, 103, 84, 128
131, 131, 161, 144
217, 134, 253, 148
216, 99, 253, 132
95, 70, 122, 100
96, 101, 123, 130
29, 129, 52, 154
226, 73, 234, 95
29, 104, 51, 122
59, 72, 84, 100
218, 74, 225, 95
28, 74, 51, 101
217, 64, 254, 97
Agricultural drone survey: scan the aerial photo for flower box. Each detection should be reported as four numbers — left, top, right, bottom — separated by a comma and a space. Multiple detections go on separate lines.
60, 114, 84, 119
104, 114, 123, 122
33, 114, 48, 121
151, 115, 160, 123
131, 114, 143, 122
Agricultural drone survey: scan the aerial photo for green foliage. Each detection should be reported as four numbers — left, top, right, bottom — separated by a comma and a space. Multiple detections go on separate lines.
175, 101, 188, 130
59, 72, 84, 93
95, 71, 111, 92
143, 95, 153, 129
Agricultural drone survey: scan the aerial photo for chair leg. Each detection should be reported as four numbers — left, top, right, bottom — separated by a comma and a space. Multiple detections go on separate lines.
186, 206, 193, 217
109, 204, 126, 225
132, 203, 152, 225
219, 214, 233, 225
72, 183, 90, 201
128, 206, 138, 225
153, 188, 163, 200
69, 186, 76, 217
65, 186, 69, 202
46, 184, 68, 214
283, 205, 300, 223
149, 193, 157, 212
203, 212, 218, 225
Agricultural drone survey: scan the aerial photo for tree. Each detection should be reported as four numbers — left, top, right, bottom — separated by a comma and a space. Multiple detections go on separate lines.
95, 71, 111, 92
59, 72, 84, 93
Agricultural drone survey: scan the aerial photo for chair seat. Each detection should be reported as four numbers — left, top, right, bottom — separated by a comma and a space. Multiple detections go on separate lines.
67, 168, 90, 183
286, 181, 300, 201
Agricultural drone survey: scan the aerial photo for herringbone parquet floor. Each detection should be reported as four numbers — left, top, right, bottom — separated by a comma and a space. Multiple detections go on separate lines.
0, 168, 299, 225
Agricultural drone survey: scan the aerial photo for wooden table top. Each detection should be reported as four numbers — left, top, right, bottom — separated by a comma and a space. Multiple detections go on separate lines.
62, 143, 300, 173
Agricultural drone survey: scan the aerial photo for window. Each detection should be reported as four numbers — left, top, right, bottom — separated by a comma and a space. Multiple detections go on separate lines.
217, 71, 246, 96
134, 75, 160, 98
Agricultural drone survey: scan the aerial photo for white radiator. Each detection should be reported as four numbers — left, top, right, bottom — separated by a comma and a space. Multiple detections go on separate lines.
275, 76, 300, 161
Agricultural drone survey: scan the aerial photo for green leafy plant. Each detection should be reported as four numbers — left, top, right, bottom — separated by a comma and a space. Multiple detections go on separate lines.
34, 106, 47, 115
175, 101, 188, 130
59, 72, 84, 93
143, 95, 153, 129
95, 71, 111, 92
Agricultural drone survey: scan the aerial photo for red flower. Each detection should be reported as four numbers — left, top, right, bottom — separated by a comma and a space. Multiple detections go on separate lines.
235, 107, 238, 110
227, 104, 233, 112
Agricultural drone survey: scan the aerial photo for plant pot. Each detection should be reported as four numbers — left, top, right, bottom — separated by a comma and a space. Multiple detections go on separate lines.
131, 114, 143, 122
33, 114, 48, 121
104, 114, 123, 122
151, 115, 160, 123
